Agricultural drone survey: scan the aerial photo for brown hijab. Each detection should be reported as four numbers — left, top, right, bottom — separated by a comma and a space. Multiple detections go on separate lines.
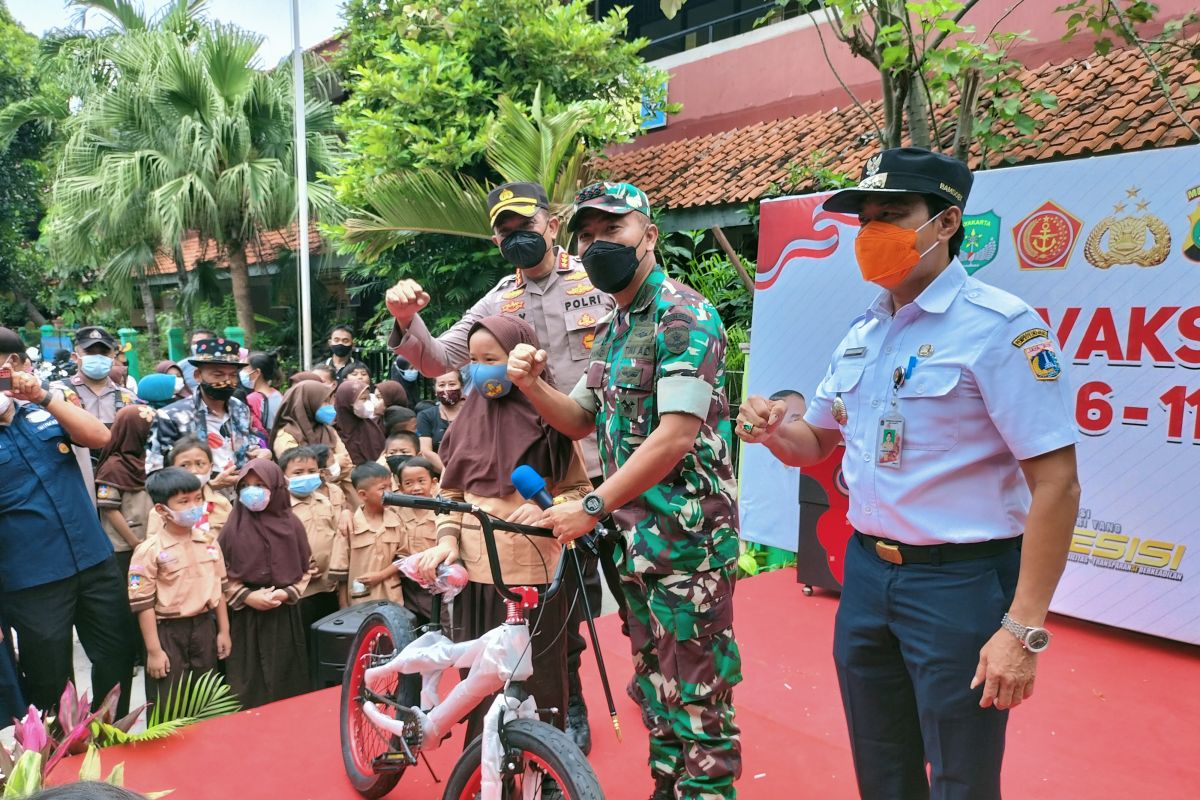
439, 316, 574, 498
288, 371, 322, 384
334, 380, 385, 466
95, 405, 156, 491
218, 459, 312, 587
270, 380, 337, 451
375, 380, 408, 409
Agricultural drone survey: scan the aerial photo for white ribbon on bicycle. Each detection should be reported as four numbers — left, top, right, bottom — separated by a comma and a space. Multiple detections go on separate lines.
481, 694, 540, 798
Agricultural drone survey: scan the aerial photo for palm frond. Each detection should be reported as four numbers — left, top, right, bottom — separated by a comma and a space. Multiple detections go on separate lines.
486, 87, 593, 201
342, 171, 492, 259
70, 0, 150, 34
147, 669, 242, 726
0, 95, 72, 150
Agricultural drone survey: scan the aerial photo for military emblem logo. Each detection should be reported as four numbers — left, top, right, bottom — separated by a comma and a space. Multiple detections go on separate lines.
500, 300, 524, 314
1182, 184, 1200, 263
1024, 342, 1062, 381
1013, 201, 1082, 271
961, 211, 1001, 274
502, 287, 524, 300
1084, 187, 1171, 269
565, 283, 594, 296
664, 327, 690, 354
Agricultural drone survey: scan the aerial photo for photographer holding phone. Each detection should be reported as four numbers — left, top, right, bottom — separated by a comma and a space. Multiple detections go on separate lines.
0, 326, 137, 718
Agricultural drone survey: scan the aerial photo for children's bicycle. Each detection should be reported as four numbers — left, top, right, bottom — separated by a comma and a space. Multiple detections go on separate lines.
339, 491, 603, 800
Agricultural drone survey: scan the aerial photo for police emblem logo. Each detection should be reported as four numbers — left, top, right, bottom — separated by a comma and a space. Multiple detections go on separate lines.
1024, 342, 1062, 381
502, 288, 525, 300
482, 380, 506, 398
501, 300, 524, 314
1083, 188, 1171, 269
499, 188, 514, 201
1012, 201, 1083, 271
565, 283, 594, 296
664, 327, 690, 354
576, 313, 596, 327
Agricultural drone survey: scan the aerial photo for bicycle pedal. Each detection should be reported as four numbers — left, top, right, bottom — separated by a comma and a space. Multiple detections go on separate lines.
373, 751, 416, 772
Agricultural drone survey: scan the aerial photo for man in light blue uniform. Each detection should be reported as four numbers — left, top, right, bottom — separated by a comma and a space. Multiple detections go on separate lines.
737, 148, 1080, 800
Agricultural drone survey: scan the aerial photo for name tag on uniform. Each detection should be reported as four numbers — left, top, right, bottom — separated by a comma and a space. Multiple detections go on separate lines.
877, 413, 904, 469
843, 346, 867, 358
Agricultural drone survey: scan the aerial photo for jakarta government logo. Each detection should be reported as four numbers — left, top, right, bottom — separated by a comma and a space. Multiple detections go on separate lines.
960, 211, 1000, 274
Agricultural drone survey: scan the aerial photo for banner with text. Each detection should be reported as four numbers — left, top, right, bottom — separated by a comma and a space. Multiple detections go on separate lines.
741, 144, 1200, 644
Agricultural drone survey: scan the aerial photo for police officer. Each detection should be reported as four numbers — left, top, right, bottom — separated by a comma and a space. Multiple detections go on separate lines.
0, 327, 137, 718
384, 180, 619, 752
509, 181, 742, 800
737, 148, 1081, 800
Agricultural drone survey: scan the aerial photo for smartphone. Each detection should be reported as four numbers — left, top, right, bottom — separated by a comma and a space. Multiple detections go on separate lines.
0, 367, 11, 392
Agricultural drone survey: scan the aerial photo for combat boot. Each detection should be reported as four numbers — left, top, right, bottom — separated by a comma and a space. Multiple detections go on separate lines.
565, 693, 592, 755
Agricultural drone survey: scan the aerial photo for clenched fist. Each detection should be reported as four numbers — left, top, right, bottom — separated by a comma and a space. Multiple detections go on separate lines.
507, 343, 548, 389
385, 279, 431, 327
735, 395, 787, 444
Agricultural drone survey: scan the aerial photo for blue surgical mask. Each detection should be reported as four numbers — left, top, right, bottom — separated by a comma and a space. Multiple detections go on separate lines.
402, 369, 419, 382
167, 504, 205, 528
465, 363, 513, 399
314, 404, 337, 425
239, 485, 270, 512
288, 474, 323, 497
239, 370, 255, 389
81, 354, 114, 380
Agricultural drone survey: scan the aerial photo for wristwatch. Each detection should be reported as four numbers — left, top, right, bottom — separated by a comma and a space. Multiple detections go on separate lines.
1001, 613, 1051, 653
35, 392, 52, 408
581, 491, 606, 518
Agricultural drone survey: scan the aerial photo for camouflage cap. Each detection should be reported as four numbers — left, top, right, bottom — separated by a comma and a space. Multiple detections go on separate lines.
567, 181, 652, 232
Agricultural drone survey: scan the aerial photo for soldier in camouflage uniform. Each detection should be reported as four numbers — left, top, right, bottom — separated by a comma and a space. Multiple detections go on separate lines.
511, 181, 742, 800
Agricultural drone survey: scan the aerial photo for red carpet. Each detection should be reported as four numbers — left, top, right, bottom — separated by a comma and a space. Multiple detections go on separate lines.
64, 569, 1200, 798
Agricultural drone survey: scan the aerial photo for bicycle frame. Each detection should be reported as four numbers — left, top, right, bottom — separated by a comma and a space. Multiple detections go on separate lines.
358, 493, 568, 754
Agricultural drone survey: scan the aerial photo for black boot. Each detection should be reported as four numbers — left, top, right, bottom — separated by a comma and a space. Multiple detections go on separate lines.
627, 677, 657, 731
565, 693, 592, 755
649, 776, 675, 800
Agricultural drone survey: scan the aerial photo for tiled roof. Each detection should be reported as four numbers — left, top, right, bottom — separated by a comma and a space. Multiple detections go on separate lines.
150, 223, 322, 276
603, 40, 1200, 210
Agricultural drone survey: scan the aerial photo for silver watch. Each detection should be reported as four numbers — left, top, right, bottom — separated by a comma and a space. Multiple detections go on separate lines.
581, 491, 605, 518
1001, 613, 1051, 653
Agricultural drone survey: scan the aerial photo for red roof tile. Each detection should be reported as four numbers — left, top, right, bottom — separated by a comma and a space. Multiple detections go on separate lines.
149, 223, 322, 276
605, 40, 1200, 210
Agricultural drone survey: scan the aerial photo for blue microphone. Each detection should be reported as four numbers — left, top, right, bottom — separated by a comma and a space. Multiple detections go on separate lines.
512, 464, 555, 510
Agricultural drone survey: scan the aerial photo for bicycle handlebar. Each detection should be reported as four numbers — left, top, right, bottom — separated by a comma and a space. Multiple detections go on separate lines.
382, 492, 565, 604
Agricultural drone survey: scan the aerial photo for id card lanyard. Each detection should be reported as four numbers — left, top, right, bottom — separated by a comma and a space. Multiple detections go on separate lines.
877, 359, 913, 469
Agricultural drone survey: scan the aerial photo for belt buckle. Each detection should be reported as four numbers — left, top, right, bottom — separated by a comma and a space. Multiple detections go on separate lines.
875, 540, 904, 565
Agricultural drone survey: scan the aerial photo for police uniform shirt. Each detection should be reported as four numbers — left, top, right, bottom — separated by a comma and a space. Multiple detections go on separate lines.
128, 530, 227, 619
804, 260, 1077, 546
0, 403, 113, 593
387, 247, 614, 477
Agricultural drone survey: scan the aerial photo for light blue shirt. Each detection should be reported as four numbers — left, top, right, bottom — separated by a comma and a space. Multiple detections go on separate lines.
804, 260, 1078, 545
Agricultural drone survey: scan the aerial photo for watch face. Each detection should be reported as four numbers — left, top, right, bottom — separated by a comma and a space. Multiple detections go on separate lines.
583, 496, 603, 516
1025, 628, 1051, 652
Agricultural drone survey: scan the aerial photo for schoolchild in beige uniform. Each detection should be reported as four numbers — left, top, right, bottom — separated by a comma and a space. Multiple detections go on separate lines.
329, 462, 406, 605
393, 457, 444, 627
280, 445, 348, 628
129, 468, 231, 706
146, 436, 233, 540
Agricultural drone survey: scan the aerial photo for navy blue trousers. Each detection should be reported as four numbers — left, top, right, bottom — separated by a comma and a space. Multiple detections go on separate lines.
833, 534, 1020, 800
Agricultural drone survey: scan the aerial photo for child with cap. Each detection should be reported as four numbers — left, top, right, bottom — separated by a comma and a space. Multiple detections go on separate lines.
130, 467, 231, 707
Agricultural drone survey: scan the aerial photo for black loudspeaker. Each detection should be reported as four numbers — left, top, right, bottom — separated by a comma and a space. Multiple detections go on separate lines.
309, 600, 396, 691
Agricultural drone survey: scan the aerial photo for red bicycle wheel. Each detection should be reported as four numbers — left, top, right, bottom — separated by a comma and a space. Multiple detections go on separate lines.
442, 718, 603, 800
339, 603, 419, 798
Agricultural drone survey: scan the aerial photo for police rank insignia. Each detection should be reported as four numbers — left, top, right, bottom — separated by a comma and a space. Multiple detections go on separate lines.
832, 395, 848, 425
501, 300, 524, 314
502, 288, 525, 300
564, 270, 588, 282
1024, 342, 1062, 381
565, 283, 594, 296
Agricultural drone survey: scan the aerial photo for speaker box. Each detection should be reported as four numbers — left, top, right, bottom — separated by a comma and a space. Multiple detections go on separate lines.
309, 600, 395, 691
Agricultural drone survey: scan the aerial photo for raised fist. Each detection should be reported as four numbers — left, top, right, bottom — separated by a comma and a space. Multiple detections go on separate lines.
507, 343, 547, 389
385, 279, 430, 327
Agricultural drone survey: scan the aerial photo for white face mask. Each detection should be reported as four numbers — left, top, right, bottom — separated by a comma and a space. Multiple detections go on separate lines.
174, 377, 185, 394
326, 461, 341, 480
0, 392, 11, 417
353, 398, 377, 420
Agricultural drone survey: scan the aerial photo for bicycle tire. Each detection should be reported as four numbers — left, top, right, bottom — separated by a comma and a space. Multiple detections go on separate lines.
340, 603, 421, 799
442, 718, 604, 800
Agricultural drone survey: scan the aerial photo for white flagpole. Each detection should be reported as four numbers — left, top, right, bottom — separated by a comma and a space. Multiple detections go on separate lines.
291, 0, 313, 370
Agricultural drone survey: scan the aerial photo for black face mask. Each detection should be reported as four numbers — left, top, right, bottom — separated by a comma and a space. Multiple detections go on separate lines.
581, 235, 646, 294
200, 382, 235, 402
500, 230, 548, 269
330, 343, 352, 358
386, 454, 411, 474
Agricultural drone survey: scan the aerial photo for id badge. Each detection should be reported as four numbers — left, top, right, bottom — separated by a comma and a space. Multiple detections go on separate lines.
877, 413, 904, 468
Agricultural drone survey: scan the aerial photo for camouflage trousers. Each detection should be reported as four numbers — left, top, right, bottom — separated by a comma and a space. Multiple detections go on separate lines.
620, 561, 742, 799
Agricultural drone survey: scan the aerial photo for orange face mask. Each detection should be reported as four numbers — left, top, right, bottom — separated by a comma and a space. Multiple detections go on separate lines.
853, 210, 945, 289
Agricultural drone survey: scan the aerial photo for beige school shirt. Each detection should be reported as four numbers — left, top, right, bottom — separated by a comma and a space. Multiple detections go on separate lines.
438, 444, 591, 586
145, 484, 232, 542
273, 429, 357, 507
387, 247, 613, 479
329, 507, 405, 605
290, 491, 348, 597
96, 484, 152, 553
128, 529, 227, 619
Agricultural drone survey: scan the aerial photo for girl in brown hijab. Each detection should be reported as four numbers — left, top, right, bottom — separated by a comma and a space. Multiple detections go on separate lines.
414, 316, 590, 743
95, 405, 158, 577
270, 379, 354, 480
374, 379, 409, 409
333, 379, 386, 466
219, 459, 312, 708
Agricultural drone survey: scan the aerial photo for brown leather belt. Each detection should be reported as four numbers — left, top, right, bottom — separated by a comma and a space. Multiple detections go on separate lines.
855, 532, 1022, 566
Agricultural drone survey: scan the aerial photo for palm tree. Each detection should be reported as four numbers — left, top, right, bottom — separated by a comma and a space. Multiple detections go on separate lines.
45, 22, 343, 343
340, 88, 595, 260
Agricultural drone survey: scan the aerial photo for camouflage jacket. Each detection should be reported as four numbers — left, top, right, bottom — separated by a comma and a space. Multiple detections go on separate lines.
569, 266, 740, 575
144, 393, 256, 474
